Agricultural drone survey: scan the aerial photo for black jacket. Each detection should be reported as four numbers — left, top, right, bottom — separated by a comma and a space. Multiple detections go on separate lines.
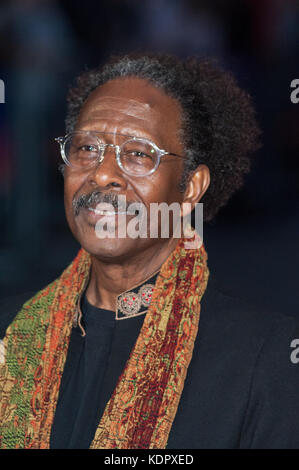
1, 279, 299, 449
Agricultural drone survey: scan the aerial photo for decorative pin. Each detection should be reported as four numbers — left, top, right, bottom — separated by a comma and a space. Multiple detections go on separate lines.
117, 283, 155, 319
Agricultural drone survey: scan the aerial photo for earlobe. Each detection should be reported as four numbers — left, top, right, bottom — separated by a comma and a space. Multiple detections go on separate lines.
180, 165, 210, 218
59, 163, 66, 177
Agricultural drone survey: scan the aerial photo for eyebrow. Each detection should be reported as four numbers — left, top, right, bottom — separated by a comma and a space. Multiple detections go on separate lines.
69, 129, 185, 159
75, 128, 160, 144
74, 130, 132, 138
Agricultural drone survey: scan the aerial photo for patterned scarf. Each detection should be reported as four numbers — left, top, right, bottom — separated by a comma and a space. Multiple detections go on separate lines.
0, 237, 209, 449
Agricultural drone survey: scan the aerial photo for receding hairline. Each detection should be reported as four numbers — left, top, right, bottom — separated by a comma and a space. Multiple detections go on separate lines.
76, 75, 185, 123
74, 75, 186, 149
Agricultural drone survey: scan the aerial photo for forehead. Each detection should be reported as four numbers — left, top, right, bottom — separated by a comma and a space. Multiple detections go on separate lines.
76, 77, 183, 148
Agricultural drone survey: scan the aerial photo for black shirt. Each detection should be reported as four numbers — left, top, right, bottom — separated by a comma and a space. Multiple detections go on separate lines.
50, 294, 145, 449
1, 277, 299, 448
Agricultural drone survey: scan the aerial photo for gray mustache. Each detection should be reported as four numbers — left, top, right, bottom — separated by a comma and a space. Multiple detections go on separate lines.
73, 191, 130, 216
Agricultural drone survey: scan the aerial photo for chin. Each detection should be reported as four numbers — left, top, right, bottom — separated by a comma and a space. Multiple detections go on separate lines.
79, 234, 147, 262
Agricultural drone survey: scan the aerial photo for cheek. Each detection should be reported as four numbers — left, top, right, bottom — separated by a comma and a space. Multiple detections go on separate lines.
132, 169, 183, 205
146, 165, 184, 203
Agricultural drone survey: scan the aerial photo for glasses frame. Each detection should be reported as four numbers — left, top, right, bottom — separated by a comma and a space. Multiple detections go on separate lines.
55, 131, 186, 177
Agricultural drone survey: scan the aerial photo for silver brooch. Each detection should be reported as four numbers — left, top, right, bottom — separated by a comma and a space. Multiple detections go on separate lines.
117, 283, 155, 320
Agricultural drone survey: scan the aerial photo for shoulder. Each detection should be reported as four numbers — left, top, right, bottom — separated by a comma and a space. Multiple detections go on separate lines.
189, 278, 299, 448
200, 276, 299, 342
0, 292, 35, 338
196, 276, 299, 384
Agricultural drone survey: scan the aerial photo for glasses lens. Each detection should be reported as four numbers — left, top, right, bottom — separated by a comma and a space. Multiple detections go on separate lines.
120, 139, 157, 175
64, 133, 101, 168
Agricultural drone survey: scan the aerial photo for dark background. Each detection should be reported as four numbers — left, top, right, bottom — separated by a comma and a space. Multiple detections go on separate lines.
0, 0, 298, 316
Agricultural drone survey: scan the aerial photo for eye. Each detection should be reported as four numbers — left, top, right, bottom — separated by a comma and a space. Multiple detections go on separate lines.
131, 151, 148, 158
79, 144, 98, 152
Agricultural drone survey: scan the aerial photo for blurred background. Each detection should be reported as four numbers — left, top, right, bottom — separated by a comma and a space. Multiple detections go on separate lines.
0, 0, 298, 317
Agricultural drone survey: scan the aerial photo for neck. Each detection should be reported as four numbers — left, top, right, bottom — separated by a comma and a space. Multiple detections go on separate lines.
85, 238, 179, 310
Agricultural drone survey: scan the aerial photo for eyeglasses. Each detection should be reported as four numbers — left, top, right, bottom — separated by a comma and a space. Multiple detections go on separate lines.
55, 131, 186, 177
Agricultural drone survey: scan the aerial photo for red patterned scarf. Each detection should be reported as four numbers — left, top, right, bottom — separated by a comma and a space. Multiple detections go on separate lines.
0, 237, 209, 448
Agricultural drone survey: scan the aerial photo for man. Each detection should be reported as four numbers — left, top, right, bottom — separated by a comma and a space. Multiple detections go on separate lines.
0, 53, 299, 449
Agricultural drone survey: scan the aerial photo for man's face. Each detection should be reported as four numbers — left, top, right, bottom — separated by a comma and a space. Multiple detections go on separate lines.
63, 77, 187, 261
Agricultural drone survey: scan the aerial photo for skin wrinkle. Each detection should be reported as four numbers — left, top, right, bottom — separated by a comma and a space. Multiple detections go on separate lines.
66, 56, 261, 222
63, 77, 210, 310
76, 82, 178, 151
81, 96, 153, 118
76, 126, 164, 148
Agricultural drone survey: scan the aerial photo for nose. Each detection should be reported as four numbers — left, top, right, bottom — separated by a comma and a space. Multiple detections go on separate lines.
87, 144, 127, 191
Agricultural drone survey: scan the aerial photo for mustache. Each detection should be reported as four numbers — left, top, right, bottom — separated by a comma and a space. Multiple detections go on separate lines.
72, 191, 132, 216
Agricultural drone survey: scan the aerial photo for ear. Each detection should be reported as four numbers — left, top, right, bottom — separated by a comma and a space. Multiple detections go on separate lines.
180, 164, 210, 217
58, 163, 66, 177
